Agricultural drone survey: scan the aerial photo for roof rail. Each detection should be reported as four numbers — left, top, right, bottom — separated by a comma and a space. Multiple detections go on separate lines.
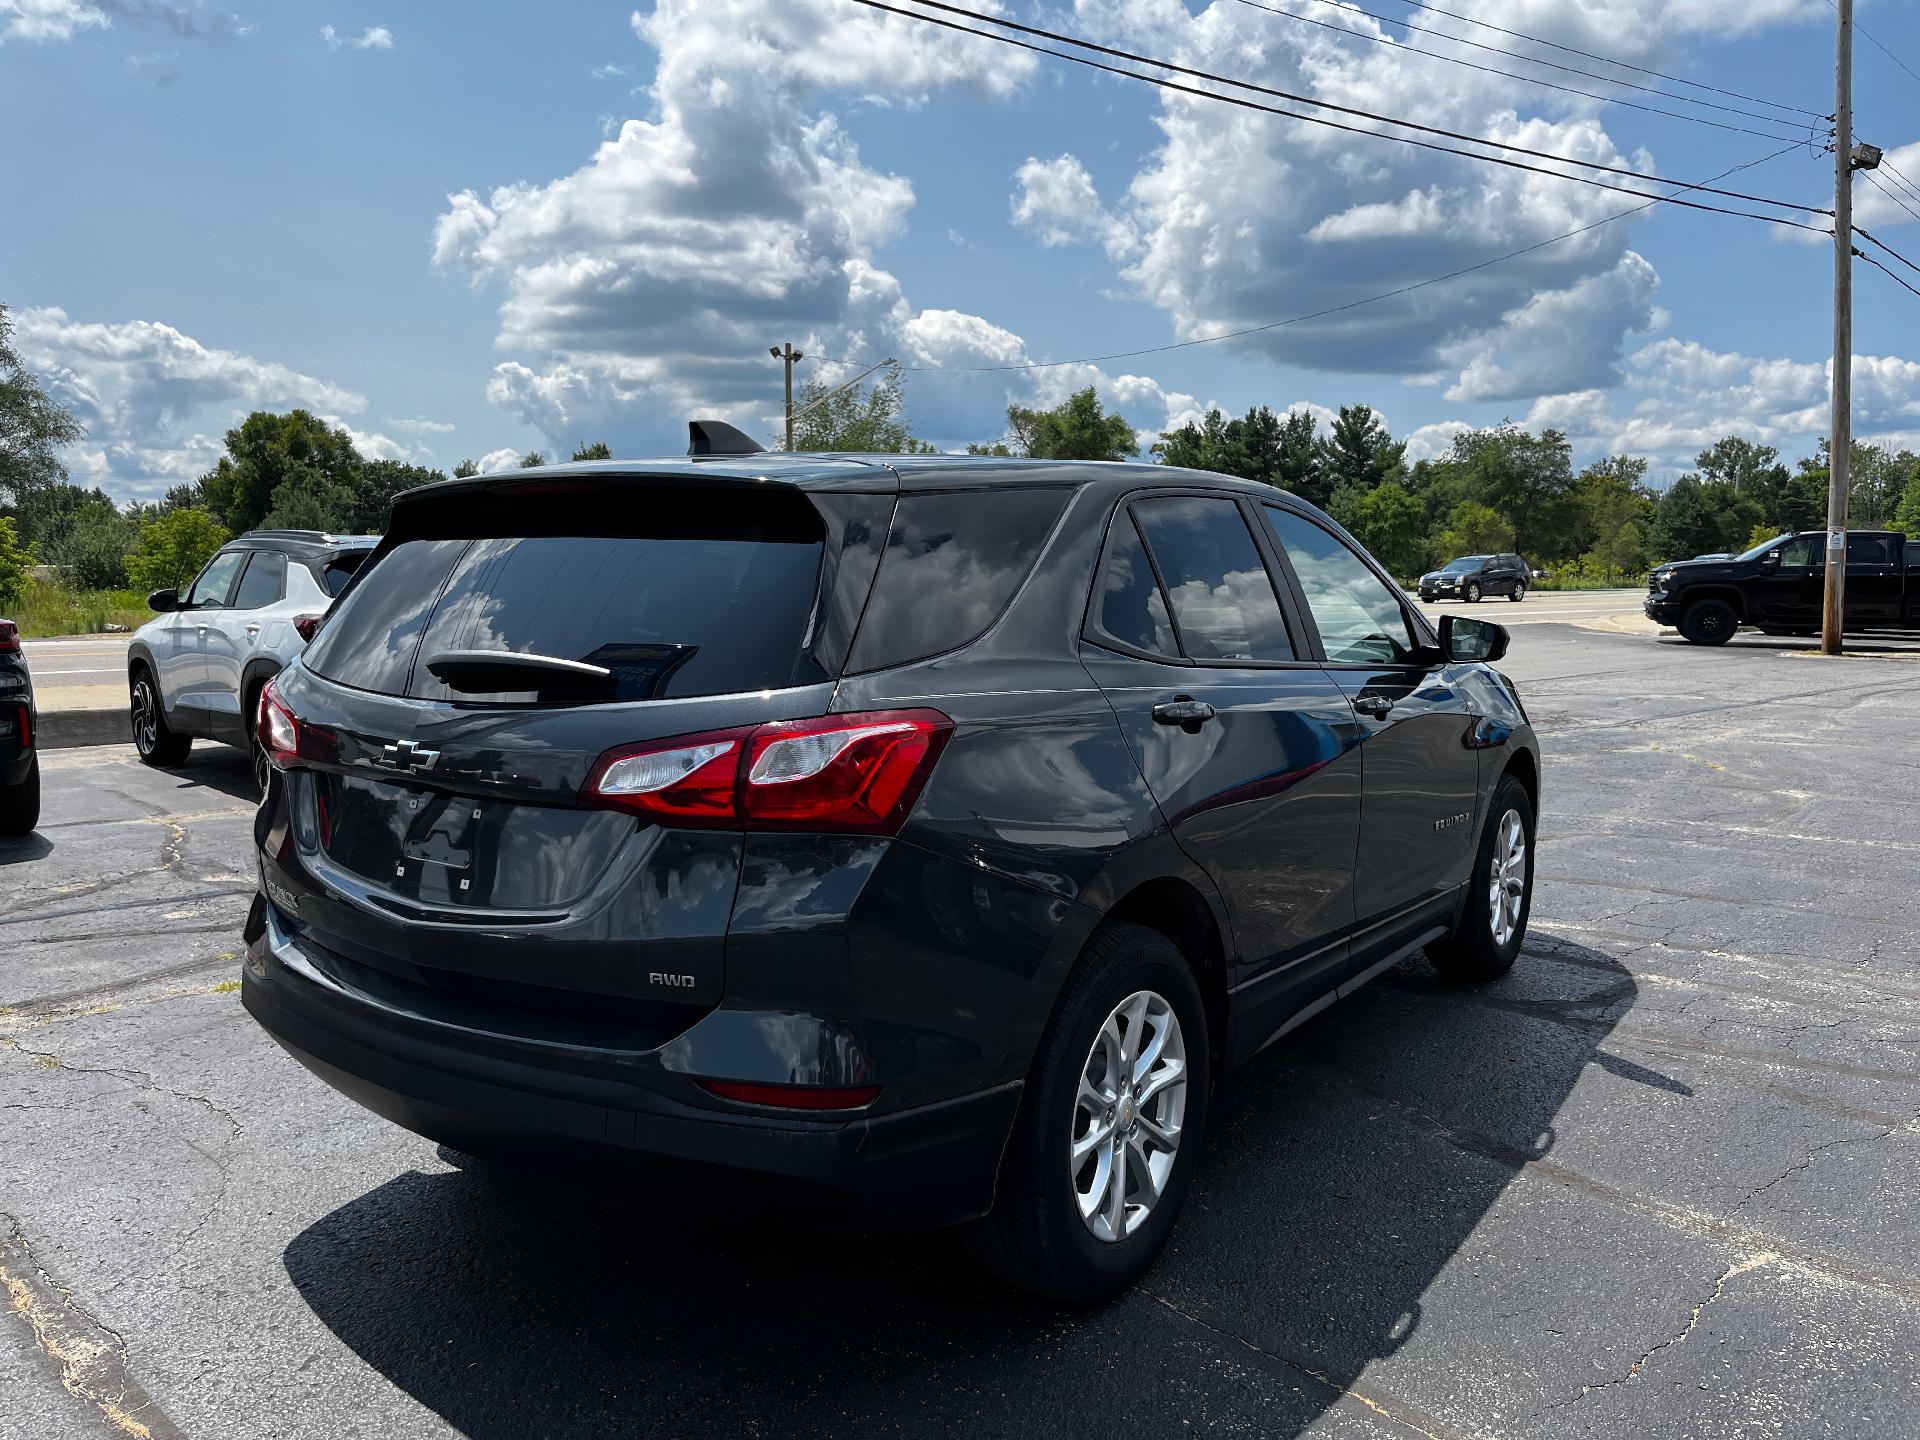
239, 529, 376, 545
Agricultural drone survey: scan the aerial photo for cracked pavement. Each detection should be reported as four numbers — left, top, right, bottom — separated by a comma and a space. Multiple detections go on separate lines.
2, 625, 1918, 1438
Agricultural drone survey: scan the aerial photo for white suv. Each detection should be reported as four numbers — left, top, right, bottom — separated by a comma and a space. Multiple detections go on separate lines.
128, 531, 376, 790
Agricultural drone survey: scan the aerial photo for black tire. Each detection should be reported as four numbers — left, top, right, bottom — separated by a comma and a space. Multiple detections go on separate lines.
1509, 582, 1526, 602
1427, 774, 1534, 983
244, 680, 270, 796
0, 754, 40, 836
1677, 598, 1738, 646
130, 665, 191, 766
963, 921, 1212, 1305
1464, 582, 1481, 603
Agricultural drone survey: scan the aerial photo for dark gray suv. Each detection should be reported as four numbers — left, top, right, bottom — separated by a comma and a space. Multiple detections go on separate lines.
241, 437, 1540, 1302
1419, 552, 1531, 603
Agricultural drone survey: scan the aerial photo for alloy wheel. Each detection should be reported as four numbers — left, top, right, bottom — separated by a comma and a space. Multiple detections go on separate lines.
1488, 807, 1527, 947
132, 680, 158, 755
1466, 582, 1480, 602
1072, 989, 1187, 1243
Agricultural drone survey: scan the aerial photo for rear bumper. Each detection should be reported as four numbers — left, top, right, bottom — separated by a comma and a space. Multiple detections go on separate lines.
242, 897, 1021, 1230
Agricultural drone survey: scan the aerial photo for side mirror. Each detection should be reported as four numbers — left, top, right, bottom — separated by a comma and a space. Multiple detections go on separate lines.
1440, 614, 1509, 664
148, 588, 178, 613
1760, 551, 1780, 570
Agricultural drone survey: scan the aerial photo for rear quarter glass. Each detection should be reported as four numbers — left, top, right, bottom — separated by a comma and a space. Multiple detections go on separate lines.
844, 488, 1070, 674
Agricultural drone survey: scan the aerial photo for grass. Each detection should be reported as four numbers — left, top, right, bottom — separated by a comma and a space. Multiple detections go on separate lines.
2, 577, 150, 637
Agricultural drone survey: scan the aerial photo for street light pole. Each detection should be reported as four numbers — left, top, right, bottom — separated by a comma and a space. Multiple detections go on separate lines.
770, 342, 806, 450
1823, 0, 1854, 656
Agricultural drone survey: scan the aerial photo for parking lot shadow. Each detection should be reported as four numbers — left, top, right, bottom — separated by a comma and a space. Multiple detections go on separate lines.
0, 831, 55, 865
285, 940, 1632, 1438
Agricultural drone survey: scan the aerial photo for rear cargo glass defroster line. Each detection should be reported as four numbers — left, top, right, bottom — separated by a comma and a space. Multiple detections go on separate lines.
303, 488, 848, 704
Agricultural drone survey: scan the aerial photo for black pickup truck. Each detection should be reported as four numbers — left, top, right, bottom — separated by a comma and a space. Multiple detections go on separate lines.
1645, 530, 1919, 644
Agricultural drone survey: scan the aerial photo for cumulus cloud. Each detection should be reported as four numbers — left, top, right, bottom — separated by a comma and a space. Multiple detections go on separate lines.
1011, 0, 1819, 402
12, 307, 373, 501
321, 22, 390, 51
1525, 339, 1920, 462
2, 0, 244, 43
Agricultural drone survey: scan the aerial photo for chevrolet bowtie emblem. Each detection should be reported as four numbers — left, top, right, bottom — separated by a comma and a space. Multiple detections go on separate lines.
377, 740, 440, 772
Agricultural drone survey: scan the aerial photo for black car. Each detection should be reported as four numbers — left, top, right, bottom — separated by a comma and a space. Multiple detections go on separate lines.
1418, 552, 1531, 603
0, 618, 39, 835
241, 434, 1541, 1302
1647, 529, 1918, 644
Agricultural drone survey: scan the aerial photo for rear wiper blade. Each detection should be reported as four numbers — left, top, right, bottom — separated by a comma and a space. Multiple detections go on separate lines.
423, 650, 615, 693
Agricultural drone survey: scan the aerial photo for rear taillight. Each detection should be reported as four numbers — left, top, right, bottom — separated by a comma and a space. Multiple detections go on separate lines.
583, 708, 951, 835
293, 614, 324, 644
257, 679, 336, 769
0, 621, 18, 654
13, 704, 30, 750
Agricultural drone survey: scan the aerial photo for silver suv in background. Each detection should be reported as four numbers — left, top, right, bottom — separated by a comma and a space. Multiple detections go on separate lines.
128, 531, 377, 790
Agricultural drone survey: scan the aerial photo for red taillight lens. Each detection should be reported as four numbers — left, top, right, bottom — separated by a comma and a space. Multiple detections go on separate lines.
14, 704, 30, 750
0, 620, 18, 654
698, 1079, 881, 1111
257, 679, 335, 769
582, 709, 951, 835
293, 614, 324, 644
582, 726, 752, 823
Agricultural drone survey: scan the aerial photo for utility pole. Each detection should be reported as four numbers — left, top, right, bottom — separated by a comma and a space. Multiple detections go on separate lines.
1823, 0, 1854, 656
770, 342, 805, 450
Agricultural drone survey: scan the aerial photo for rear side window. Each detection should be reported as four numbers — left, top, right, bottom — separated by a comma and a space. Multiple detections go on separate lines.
845, 488, 1069, 673
1131, 497, 1295, 662
1090, 511, 1178, 658
319, 552, 369, 597
232, 552, 286, 610
1847, 534, 1896, 566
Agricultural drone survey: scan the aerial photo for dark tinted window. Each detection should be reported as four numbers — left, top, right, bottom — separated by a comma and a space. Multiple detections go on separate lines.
410, 534, 825, 703
186, 550, 247, 608
304, 539, 470, 697
1090, 511, 1177, 657
232, 552, 286, 610
1777, 535, 1817, 567
1847, 533, 1896, 566
319, 552, 370, 597
1132, 497, 1294, 662
845, 488, 1070, 673
1264, 506, 1417, 664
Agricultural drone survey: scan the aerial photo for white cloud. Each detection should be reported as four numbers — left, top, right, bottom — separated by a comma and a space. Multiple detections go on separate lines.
321, 22, 390, 51
1856, 142, 1920, 231
433, 0, 1041, 448
2, 0, 106, 42
475, 447, 523, 474
3, 0, 246, 43
1525, 339, 1920, 462
1011, 155, 1138, 258
13, 307, 371, 502
1403, 419, 1474, 464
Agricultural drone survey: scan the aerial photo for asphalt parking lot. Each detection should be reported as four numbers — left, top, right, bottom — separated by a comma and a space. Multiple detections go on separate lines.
5, 616, 1920, 1440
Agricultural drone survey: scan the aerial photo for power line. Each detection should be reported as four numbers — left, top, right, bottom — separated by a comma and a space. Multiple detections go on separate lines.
856, 0, 1832, 223
1857, 248, 1920, 302
1237, 0, 1812, 140
1875, 157, 1920, 210
1836, 0, 1920, 88
894, 141, 1811, 374
1394, 0, 1828, 119
1862, 172, 1920, 226
1856, 225, 1920, 278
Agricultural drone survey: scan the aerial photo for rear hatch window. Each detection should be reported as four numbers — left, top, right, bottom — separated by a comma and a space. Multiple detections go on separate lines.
304, 491, 834, 703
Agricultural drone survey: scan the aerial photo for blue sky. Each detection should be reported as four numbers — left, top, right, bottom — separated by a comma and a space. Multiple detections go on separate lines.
4, 0, 1919, 503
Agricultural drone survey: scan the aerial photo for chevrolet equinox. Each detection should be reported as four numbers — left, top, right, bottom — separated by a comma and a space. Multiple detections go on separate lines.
242, 429, 1540, 1303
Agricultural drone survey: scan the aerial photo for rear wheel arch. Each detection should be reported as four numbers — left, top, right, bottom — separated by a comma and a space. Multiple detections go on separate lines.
1099, 875, 1229, 1072
240, 660, 282, 741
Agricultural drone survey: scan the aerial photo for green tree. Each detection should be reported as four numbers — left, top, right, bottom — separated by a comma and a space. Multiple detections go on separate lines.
452, 458, 480, 478
570, 441, 613, 461
46, 500, 138, 588
1154, 405, 1324, 502
10, 480, 117, 554
1435, 500, 1514, 559
0, 303, 85, 507
793, 364, 931, 453
1893, 462, 1920, 536
1695, 436, 1789, 514
1004, 386, 1136, 461
1648, 475, 1720, 562
1446, 424, 1576, 562
519, 451, 548, 468
1570, 456, 1655, 560
342, 459, 441, 532
1585, 519, 1646, 583
0, 517, 32, 606
1317, 405, 1404, 497
198, 410, 361, 534
1336, 482, 1426, 579
126, 507, 231, 592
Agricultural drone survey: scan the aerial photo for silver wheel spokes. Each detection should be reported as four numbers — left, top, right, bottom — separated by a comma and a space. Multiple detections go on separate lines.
1488, 807, 1527, 947
132, 682, 157, 752
1072, 989, 1187, 1244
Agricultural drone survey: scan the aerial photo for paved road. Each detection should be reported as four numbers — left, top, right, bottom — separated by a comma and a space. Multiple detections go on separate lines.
3, 622, 1918, 1438
18, 635, 134, 714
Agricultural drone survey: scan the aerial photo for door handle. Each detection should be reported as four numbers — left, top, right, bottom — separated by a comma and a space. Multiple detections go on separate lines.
245, 624, 261, 637
1152, 697, 1215, 726
1353, 694, 1396, 718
